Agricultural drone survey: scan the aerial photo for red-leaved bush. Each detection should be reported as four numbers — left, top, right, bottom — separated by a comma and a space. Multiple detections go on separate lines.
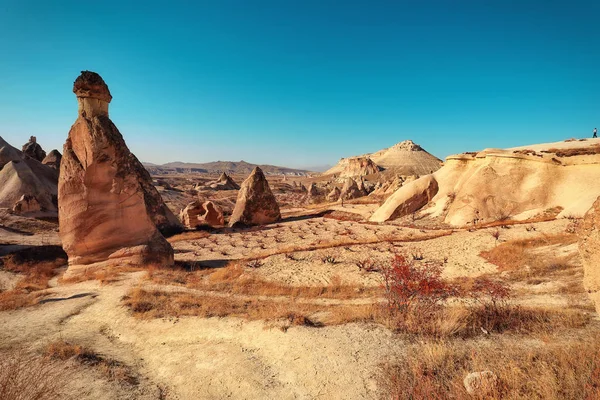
382, 254, 455, 317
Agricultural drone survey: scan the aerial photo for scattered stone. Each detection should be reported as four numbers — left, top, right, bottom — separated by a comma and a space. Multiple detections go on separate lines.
180, 200, 224, 228
463, 371, 498, 396
59, 71, 174, 277
22, 136, 46, 162
229, 166, 281, 227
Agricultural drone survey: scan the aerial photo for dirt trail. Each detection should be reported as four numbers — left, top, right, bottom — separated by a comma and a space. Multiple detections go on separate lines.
0, 271, 400, 399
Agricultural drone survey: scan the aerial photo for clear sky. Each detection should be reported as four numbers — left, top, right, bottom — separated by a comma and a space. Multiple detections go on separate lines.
0, 0, 598, 169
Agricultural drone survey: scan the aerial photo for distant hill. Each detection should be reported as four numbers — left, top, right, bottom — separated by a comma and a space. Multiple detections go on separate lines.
325, 140, 442, 177
143, 160, 313, 176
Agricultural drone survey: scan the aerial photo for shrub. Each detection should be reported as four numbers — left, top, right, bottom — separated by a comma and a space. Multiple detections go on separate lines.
382, 255, 455, 327
0, 352, 63, 400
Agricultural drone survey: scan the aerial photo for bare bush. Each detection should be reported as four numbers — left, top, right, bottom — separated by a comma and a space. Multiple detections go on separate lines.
0, 352, 63, 400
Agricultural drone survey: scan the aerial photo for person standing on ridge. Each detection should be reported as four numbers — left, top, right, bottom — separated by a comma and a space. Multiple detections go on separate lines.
594, 127, 597, 138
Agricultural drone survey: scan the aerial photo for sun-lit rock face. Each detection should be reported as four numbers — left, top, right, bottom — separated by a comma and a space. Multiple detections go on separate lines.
59, 71, 175, 277
580, 196, 600, 313
370, 139, 600, 225
229, 166, 281, 227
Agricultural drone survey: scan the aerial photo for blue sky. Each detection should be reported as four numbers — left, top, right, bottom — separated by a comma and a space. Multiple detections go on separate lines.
0, 0, 598, 169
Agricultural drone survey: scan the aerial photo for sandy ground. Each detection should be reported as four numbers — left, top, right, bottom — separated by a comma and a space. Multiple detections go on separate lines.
0, 206, 594, 399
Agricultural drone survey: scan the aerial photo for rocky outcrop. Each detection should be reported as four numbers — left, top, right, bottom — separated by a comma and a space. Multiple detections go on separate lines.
369, 175, 438, 222
0, 136, 58, 214
180, 200, 224, 228
580, 196, 600, 313
12, 194, 41, 214
340, 178, 366, 201
229, 167, 281, 227
326, 186, 341, 202
59, 71, 174, 277
22, 136, 46, 162
370, 140, 600, 226
336, 157, 380, 178
202, 172, 240, 190
42, 150, 62, 170
305, 183, 321, 204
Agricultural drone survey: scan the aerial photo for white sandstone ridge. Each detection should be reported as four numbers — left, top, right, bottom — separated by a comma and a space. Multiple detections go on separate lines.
325, 140, 442, 178
370, 138, 600, 225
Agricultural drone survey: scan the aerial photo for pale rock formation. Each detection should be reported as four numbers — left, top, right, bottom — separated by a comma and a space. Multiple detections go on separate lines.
326, 186, 341, 202
59, 71, 174, 277
12, 194, 41, 214
580, 196, 600, 313
229, 166, 281, 227
326, 140, 441, 176
340, 178, 366, 201
42, 149, 62, 170
370, 139, 600, 225
180, 200, 224, 228
22, 136, 46, 162
463, 371, 498, 396
305, 183, 321, 204
0, 136, 58, 213
202, 172, 240, 190
335, 156, 380, 178
370, 175, 438, 222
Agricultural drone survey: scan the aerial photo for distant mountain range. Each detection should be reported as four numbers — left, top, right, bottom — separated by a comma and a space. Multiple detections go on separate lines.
143, 160, 315, 176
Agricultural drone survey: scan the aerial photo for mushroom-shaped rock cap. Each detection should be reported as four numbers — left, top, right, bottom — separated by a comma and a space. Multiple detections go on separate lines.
73, 71, 112, 103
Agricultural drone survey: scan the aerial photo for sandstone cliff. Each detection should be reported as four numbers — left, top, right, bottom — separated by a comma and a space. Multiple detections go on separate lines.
370, 139, 600, 225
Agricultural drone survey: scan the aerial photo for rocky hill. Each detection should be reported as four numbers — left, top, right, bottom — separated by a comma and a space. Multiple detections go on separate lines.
144, 160, 312, 176
325, 140, 442, 177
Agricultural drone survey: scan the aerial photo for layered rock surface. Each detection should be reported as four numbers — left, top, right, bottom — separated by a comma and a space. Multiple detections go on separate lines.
370, 139, 600, 225
229, 167, 281, 226
580, 196, 600, 313
59, 71, 175, 276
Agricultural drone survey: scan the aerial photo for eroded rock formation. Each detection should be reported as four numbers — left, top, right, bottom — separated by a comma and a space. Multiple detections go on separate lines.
202, 172, 240, 190
180, 200, 224, 228
42, 149, 62, 170
59, 71, 174, 277
580, 196, 600, 313
229, 166, 281, 227
22, 136, 46, 162
0, 136, 58, 214
340, 178, 366, 201
370, 140, 600, 225
370, 175, 439, 222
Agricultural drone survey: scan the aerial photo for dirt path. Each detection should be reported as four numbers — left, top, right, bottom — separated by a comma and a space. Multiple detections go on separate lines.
0, 271, 401, 399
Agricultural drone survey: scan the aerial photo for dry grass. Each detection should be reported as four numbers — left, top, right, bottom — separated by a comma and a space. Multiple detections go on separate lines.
480, 233, 578, 273
59, 265, 143, 285
0, 351, 63, 400
381, 334, 600, 399
122, 287, 382, 327
147, 262, 381, 299
44, 340, 138, 386
0, 246, 67, 311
